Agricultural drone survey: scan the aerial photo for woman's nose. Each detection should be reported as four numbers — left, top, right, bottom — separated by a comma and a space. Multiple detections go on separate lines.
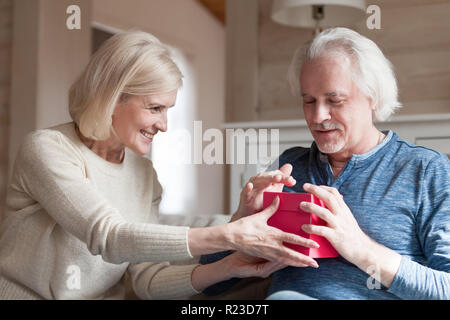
156, 112, 168, 132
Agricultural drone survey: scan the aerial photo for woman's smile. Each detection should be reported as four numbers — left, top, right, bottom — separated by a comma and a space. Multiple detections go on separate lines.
140, 129, 154, 141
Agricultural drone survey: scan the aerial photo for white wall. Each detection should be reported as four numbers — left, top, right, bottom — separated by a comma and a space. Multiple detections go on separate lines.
9, 0, 92, 176
92, 0, 226, 215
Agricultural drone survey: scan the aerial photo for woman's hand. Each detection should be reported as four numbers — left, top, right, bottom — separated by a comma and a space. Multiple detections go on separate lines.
226, 195, 320, 268
221, 251, 286, 279
191, 251, 286, 292
231, 163, 296, 222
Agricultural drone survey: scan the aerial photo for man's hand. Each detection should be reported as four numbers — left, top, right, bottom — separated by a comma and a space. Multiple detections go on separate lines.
231, 163, 296, 222
299, 183, 369, 264
299, 183, 401, 287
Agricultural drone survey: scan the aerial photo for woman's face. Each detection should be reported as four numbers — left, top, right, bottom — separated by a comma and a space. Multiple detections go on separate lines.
111, 91, 177, 155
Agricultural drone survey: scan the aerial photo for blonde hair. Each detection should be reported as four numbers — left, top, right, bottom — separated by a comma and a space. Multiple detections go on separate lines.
287, 27, 402, 121
69, 30, 183, 140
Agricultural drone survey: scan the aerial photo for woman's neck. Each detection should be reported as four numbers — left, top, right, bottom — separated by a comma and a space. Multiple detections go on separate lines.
75, 125, 125, 164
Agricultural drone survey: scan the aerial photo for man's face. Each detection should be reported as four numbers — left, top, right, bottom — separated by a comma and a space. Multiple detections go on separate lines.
300, 55, 375, 157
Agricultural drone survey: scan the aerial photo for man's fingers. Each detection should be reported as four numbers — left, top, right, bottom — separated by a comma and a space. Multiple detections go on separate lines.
300, 201, 336, 227
303, 183, 340, 212
319, 185, 344, 200
278, 229, 320, 249
302, 224, 332, 240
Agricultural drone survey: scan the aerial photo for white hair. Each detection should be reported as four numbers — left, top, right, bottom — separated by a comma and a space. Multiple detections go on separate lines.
287, 27, 402, 121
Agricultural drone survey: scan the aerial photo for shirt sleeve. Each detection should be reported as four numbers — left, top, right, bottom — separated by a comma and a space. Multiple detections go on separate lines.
14, 130, 193, 264
388, 154, 450, 299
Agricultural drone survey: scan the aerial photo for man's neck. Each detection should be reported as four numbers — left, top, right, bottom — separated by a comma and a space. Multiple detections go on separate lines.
328, 129, 385, 178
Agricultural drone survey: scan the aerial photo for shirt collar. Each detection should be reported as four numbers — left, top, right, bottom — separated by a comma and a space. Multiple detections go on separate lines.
316, 130, 395, 165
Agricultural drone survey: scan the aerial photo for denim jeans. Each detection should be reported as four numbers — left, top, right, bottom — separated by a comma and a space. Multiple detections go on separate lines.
266, 290, 317, 300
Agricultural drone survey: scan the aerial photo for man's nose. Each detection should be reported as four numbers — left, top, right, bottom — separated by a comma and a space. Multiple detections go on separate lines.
312, 101, 332, 124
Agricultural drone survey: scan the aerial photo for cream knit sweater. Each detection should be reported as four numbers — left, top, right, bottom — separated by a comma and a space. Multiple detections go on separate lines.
0, 122, 200, 300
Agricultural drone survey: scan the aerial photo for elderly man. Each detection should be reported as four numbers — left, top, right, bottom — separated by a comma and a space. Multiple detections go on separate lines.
201, 27, 449, 300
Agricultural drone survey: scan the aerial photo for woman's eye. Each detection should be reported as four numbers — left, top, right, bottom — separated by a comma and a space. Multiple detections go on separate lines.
304, 100, 315, 104
329, 100, 343, 105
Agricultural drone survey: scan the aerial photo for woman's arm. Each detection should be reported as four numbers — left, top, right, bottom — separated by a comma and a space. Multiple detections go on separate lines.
187, 198, 319, 269
128, 251, 285, 299
16, 130, 193, 264
188, 163, 319, 269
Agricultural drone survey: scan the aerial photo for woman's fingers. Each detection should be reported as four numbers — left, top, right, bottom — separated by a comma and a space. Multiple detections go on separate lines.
260, 195, 280, 219
259, 260, 288, 278
274, 246, 319, 268
241, 182, 254, 201
250, 174, 296, 189
279, 163, 293, 176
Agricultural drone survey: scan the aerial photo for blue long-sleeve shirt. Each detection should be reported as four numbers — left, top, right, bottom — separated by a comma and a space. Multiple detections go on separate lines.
201, 130, 450, 299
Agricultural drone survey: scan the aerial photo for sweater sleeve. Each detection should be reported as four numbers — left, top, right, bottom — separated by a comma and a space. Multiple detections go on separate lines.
388, 154, 450, 299
127, 262, 200, 299
14, 130, 193, 264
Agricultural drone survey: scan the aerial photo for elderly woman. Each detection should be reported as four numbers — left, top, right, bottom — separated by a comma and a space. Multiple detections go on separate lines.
0, 31, 320, 300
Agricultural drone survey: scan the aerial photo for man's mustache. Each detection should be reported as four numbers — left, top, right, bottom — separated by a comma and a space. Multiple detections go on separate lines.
311, 122, 344, 131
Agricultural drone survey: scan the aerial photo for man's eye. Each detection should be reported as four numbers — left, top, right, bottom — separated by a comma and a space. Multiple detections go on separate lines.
304, 100, 315, 104
148, 106, 162, 112
329, 100, 343, 105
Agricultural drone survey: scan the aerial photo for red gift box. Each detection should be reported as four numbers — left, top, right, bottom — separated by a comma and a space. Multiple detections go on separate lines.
263, 191, 339, 258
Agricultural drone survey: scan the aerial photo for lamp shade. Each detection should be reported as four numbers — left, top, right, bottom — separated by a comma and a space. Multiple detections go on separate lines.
271, 0, 367, 28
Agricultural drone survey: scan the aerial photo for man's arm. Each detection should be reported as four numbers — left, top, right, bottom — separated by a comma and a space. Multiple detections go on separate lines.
386, 154, 450, 299
301, 153, 450, 300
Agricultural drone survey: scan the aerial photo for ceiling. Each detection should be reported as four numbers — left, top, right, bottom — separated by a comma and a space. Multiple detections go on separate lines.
196, 0, 226, 24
